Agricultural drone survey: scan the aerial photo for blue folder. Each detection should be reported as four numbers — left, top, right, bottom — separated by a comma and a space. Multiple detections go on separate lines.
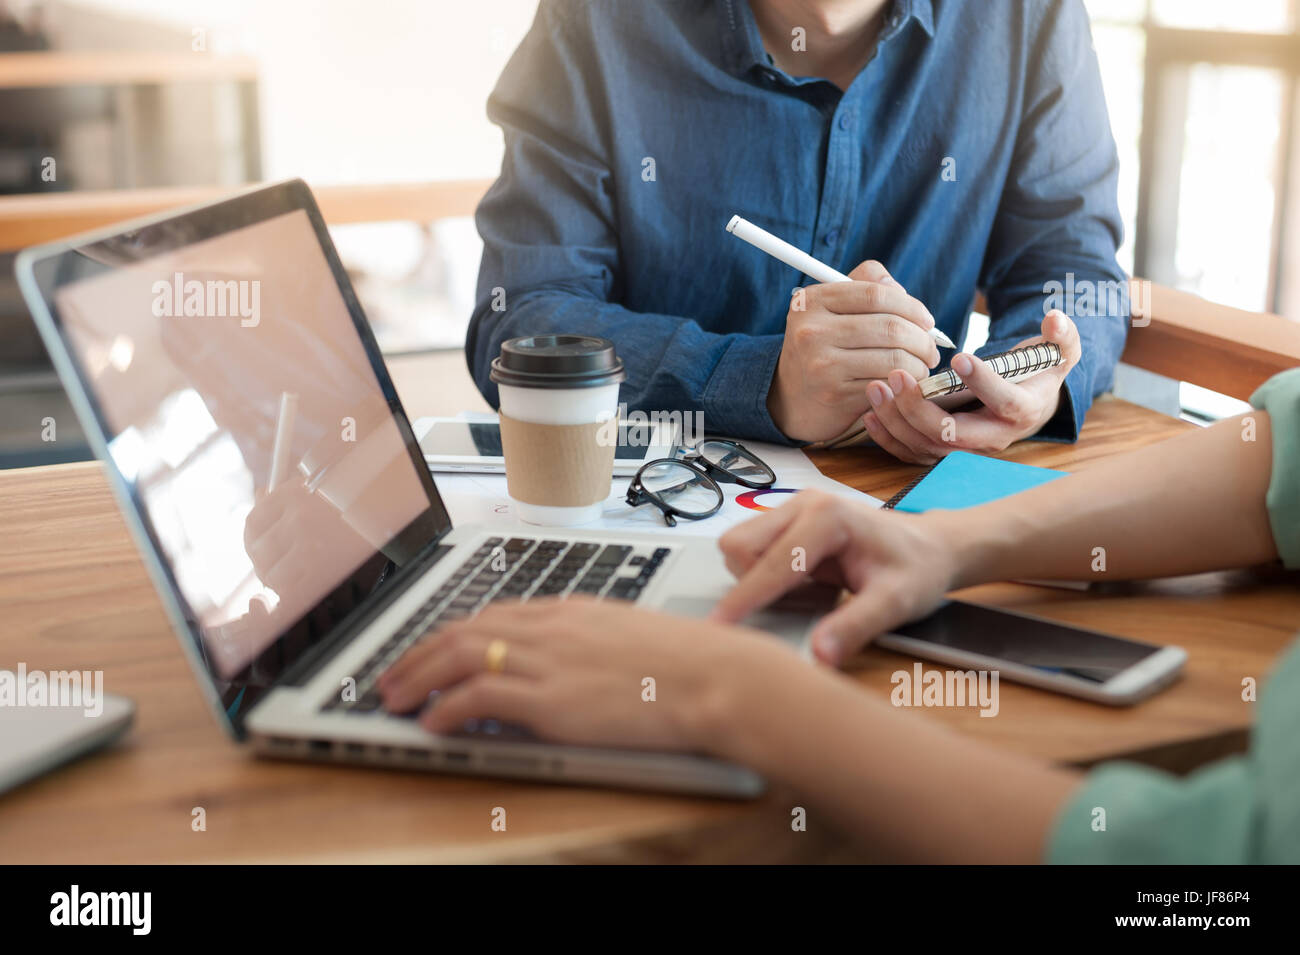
888, 451, 1065, 513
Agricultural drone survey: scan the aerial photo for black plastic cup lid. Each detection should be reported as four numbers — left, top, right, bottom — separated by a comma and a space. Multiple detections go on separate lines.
489, 335, 626, 389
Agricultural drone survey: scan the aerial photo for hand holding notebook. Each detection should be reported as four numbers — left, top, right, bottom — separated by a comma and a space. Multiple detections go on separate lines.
918, 342, 1063, 400
824, 342, 1066, 448
721, 214, 1080, 456
825, 303, 1081, 454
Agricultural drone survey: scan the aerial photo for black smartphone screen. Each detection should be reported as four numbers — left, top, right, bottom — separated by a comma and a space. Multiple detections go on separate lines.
891, 601, 1163, 684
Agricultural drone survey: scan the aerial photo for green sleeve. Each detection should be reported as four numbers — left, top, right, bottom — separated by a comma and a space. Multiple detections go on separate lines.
1049, 639, 1300, 863
1049, 369, 1300, 863
1251, 368, 1300, 568
1047, 759, 1256, 863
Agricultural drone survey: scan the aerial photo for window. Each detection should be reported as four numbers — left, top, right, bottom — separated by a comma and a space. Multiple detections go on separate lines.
1089, 0, 1300, 317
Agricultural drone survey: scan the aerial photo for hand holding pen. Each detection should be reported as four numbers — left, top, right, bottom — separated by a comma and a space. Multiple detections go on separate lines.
726, 216, 1082, 459
726, 216, 954, 444
861, 309, 1082, 465
727, 216, 956, 350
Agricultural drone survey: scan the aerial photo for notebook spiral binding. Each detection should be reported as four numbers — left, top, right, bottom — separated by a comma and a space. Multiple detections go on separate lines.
919, 341, 1062, 399
881, 465, 937, 510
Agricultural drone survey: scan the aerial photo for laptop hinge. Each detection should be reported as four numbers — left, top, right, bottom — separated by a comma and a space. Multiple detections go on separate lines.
275, 542, 455, 690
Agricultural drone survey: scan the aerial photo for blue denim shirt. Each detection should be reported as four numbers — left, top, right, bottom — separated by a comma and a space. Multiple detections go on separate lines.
467, 0, 1129, 444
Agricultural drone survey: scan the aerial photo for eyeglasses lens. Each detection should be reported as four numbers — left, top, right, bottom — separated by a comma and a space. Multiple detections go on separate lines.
640, 461, 721, 516
697, 440, 774, 484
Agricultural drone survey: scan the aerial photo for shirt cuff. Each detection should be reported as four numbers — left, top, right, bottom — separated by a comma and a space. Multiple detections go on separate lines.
1030, 356, 1089, 443
1250, 368, 1300, 569
701, 332, 793, 445
973, 342, 1090, 444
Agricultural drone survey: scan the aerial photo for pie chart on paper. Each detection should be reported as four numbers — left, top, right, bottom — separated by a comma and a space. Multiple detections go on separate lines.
734, 488, 798, 512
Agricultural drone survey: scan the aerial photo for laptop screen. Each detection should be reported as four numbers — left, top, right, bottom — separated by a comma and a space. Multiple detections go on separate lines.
26, 182, 451, 729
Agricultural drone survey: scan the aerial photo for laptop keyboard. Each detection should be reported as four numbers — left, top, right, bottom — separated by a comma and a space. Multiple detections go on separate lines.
322, 536, 670, 715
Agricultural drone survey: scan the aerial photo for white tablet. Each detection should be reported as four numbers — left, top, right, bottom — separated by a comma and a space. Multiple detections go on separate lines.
414, 415, 679, 476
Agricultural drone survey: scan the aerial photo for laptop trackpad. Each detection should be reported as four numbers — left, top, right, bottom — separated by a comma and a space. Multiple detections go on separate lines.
661, 583, 839, 647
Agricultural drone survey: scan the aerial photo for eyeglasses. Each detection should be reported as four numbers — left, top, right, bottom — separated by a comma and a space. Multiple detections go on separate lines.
626, 439, 776, 527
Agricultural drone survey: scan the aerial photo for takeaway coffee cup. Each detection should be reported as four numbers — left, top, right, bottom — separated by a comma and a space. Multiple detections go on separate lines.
490, 335, 626, 526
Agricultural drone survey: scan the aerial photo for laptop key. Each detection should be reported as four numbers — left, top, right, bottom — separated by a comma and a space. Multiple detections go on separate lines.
593, 545, 632, 567
608, 578, 643, 601
344, 687, 384, 712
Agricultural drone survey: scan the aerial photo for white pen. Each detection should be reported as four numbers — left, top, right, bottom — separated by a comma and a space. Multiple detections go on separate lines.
267, 391, 299, 491
726, 215, 957, 349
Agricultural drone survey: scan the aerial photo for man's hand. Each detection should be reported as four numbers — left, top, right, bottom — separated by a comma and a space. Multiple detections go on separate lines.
767, 261, 942, 442
862, 309, 1082, 465
711, 490, 959, 666
243, 479, 357, 598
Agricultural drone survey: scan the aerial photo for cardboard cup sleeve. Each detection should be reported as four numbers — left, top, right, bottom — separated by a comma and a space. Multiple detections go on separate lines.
498, 412, 617, 507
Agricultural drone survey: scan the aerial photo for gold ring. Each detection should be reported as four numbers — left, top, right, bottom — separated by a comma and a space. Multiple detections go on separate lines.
485, 639, 508, 675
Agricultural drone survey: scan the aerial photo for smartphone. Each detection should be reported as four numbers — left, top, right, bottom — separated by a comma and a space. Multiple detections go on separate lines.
877, 600, 1186, 705
413, 416, 679, 476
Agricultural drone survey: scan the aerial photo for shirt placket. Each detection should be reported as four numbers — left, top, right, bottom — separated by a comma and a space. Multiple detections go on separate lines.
813, 98, 860, 273
813, 6, 908, 275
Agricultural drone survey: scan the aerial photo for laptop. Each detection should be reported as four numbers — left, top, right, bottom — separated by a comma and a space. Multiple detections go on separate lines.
16, 179, 827, 797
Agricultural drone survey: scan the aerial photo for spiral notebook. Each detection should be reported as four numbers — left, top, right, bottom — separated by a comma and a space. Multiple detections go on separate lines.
883, 451, 1065, 512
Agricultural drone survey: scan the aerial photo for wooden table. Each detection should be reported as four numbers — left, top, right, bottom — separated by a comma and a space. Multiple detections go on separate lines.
2, 396, 1297, 863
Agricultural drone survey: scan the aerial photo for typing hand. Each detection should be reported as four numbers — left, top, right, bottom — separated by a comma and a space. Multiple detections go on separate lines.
711, 490, 957, 666
767, 260, 942, 443
377, 598, 800, 752
862, 309, 1081, 465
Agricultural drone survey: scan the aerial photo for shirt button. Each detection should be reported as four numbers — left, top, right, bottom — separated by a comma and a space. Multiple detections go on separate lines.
838, 113, 852, 130
824, 229, 841, 244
